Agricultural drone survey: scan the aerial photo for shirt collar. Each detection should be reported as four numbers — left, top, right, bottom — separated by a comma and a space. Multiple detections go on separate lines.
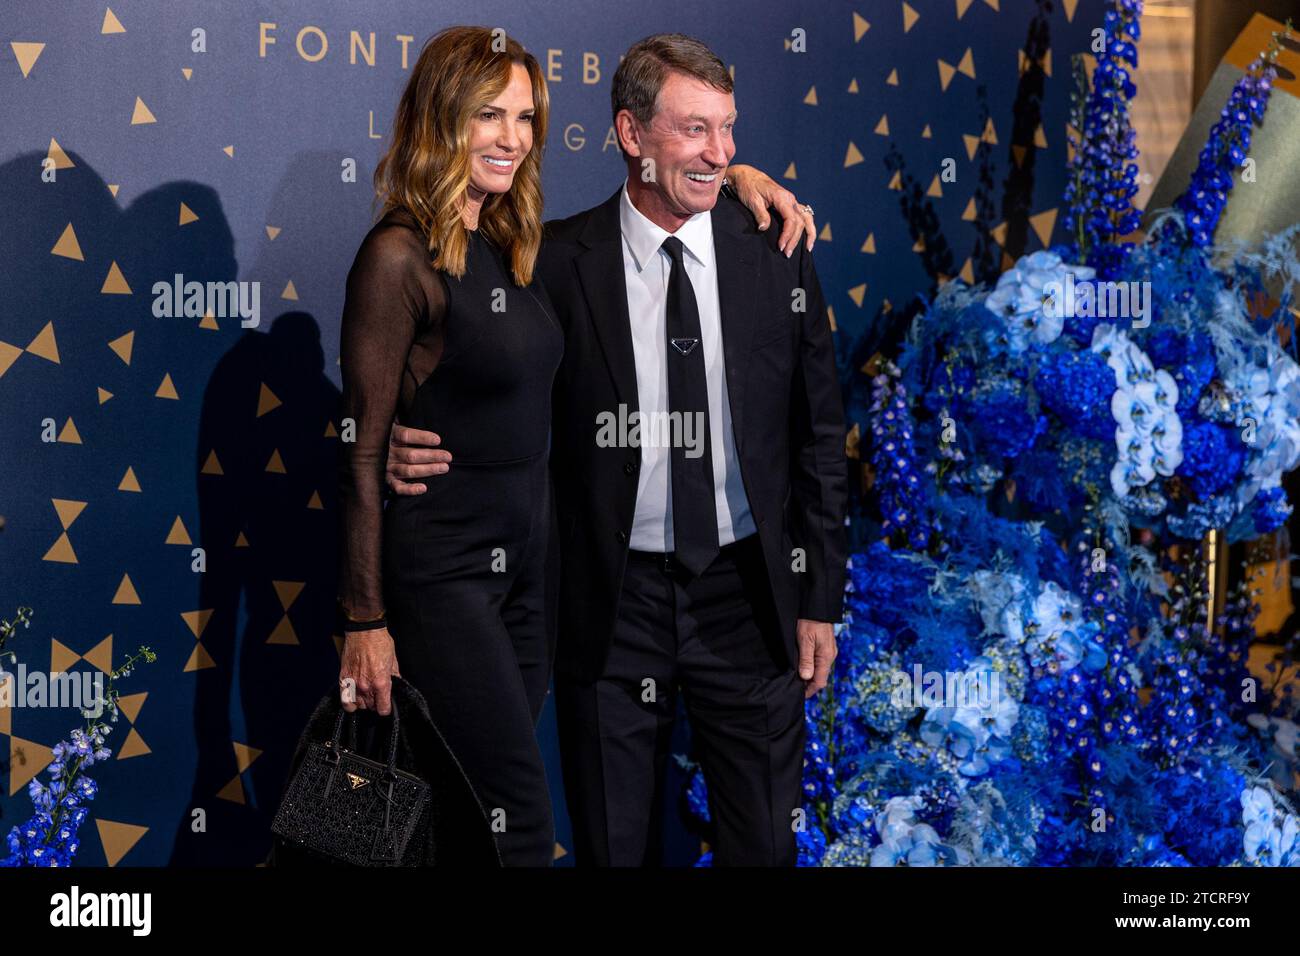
619, 179, 713, 273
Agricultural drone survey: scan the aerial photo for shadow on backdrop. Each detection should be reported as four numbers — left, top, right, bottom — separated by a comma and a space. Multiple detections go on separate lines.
169, 154, 368, 864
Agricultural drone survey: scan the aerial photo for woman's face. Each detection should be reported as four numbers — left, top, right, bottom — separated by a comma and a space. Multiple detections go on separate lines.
466, 62, 535, 201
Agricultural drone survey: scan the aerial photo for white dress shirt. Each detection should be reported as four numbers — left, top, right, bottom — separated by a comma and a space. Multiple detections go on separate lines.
618, 180, 756, 552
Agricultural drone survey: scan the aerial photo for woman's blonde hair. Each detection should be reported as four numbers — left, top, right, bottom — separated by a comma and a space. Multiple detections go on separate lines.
374, 26, 548, 286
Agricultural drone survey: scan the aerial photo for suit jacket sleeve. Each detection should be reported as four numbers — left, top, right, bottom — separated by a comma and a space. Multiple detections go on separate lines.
787, 242, 848, 623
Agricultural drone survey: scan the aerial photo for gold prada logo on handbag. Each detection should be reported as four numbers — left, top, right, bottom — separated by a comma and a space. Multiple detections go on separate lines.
346, 772, 371, 790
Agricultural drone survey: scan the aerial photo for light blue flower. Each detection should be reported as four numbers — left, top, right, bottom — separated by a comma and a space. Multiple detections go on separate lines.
1244, 815, 1296, 866
1241, 785, 1274, 829
1113, 385, 1159, 436
1149, 408, 1183, 459
919, 658, 1018, 775
955, 696, 1019, 762
1033, 581, 1082, 635
1093, 324, 1154, 386
1286, 815, 1300, 867
967, 570, 1029, 642
869, 797, 944, 866
985, 252, 1095, 353
1110, 448, 1156, 497
1024, 582, 1102, 675
1228, 355, 1300, 506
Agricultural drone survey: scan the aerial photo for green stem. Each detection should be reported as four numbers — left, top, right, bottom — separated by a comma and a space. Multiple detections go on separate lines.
38, 647, 155, 849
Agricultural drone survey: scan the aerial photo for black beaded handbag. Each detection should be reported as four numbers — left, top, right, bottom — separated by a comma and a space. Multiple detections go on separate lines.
271, 700, 431, 866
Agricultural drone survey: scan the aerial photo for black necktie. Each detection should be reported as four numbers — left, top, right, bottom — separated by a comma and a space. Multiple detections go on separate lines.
661, 236, 719, 576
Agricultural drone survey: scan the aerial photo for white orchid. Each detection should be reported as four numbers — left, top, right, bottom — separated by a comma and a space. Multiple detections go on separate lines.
1092, 324, 1184, 498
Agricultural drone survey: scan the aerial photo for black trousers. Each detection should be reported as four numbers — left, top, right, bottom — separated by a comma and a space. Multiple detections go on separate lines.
556, 533, 805, 866
383, 458, 558, 867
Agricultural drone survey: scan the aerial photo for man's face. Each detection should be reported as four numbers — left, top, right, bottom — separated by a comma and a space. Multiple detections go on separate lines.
621, 71, 736, 225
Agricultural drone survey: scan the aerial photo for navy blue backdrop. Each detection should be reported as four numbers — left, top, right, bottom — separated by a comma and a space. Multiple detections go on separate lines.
0, 0, 1102, 865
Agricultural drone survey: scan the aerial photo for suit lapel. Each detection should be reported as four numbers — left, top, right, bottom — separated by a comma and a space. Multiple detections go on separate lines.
573, 189, 759, 446
711, 201, 758, 450
575, 189, 640, 413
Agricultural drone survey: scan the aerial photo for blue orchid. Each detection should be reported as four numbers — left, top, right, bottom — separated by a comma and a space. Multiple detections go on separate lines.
985, 252, 1096, 354
869, 797, 945, 866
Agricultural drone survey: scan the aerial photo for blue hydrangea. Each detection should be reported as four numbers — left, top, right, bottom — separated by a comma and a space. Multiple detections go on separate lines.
967, 386, 1046, 460
1034, 349, 1116, 441
1178, 419, 1245, 498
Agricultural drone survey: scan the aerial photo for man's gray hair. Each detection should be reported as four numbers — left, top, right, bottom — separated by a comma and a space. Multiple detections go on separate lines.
611, 34, 733, 156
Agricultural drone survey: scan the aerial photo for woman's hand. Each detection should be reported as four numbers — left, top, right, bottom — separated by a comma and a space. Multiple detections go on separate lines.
726, 163, 816, 257
339, 627, 402, 716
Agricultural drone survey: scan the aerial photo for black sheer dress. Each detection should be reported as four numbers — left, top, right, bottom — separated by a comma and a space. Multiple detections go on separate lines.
337, 207, 562, 866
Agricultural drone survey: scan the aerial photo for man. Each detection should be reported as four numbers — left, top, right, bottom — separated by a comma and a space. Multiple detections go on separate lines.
388, 34, 847, 866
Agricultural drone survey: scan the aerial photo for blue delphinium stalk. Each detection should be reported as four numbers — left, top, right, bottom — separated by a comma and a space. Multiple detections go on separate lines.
1140, 554, 1234, 767
1173, 24, 1290, 248
1074, 513, 1144, 782
2, 646, 157, 866
1207, 575, 1264, 726
869, 362, 932, 551
1061, 0, 1144, 278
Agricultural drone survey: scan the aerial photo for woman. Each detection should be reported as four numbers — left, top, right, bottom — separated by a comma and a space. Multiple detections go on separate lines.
337, 26, 810, 867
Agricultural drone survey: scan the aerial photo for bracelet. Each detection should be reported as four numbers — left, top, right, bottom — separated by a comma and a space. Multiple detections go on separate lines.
342, 617, 387, 633
338, 602, 387, 632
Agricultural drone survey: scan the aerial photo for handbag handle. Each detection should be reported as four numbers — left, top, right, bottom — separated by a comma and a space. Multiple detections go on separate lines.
322, 698, 404, 813
310, 692, 421, 861
326, 702, 402, 772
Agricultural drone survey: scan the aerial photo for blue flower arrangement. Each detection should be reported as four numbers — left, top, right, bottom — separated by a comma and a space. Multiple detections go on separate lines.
682, 6, 1299, 867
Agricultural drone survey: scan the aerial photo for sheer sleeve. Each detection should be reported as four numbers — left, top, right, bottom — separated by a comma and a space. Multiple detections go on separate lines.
336, 217, 446, 629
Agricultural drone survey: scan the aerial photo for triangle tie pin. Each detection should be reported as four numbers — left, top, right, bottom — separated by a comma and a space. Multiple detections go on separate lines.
671, 337, 699, 355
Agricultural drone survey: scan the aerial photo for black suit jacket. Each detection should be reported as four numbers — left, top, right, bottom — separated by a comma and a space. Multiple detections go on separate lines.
538, 186, 848, 683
